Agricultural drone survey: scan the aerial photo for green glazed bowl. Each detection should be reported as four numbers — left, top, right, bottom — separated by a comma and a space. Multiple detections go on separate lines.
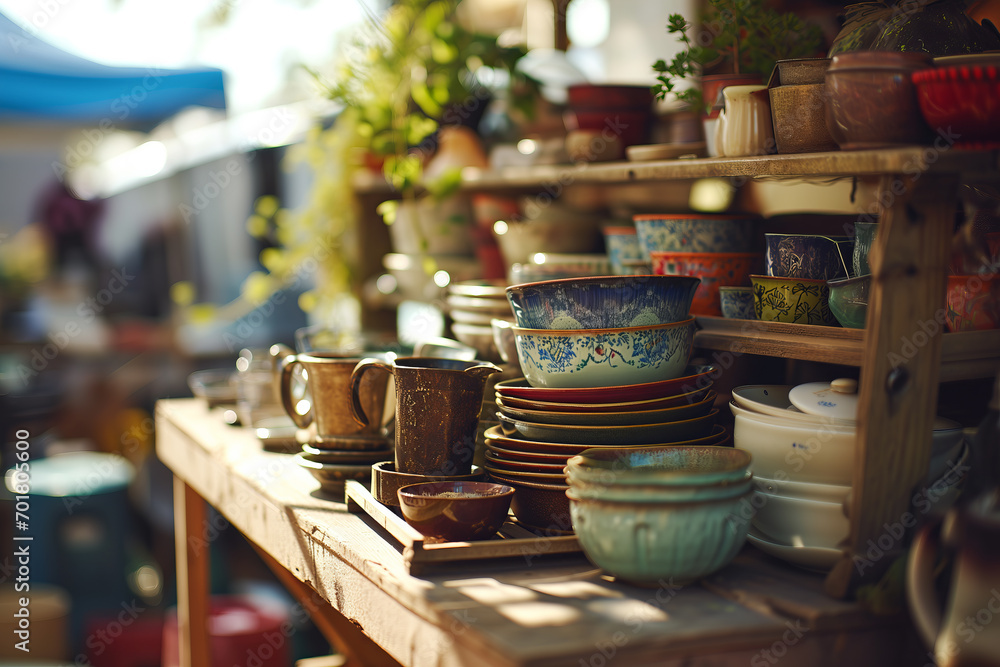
565, 471, 753, 503
750, 275, 837, 326
827, 274, 870, 329
568, 489, 752, 585
565, 445, 752, 487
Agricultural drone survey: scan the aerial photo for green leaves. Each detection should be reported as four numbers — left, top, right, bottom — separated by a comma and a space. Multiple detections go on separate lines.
652, 0, 824, 110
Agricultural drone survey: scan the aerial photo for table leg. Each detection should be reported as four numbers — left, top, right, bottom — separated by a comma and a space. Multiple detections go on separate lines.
252, 546, 403, 667
173, 476, 212, 667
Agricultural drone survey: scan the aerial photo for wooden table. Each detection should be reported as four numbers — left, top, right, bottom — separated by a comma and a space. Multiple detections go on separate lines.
156, 398, 912, 667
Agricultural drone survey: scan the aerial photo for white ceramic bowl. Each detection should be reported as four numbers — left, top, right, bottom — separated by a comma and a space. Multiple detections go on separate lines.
512, 318, 695, 389
730, 400, 856, 485
751, 489, 849, 550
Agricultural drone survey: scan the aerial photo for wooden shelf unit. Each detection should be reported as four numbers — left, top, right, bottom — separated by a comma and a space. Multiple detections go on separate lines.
359, 146, 1000, 599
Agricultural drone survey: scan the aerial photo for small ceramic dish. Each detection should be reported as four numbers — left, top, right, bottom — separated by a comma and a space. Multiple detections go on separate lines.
746, 527, 841, 572
483, 450, 567, 475
397, 481, 514, 542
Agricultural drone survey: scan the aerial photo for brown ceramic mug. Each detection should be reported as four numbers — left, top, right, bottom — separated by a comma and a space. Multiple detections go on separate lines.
279, 351, 391, 447
350, 357, 502, 476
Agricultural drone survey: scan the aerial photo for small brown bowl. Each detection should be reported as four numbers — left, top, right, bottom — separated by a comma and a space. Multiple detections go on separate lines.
396, 481, 514, 542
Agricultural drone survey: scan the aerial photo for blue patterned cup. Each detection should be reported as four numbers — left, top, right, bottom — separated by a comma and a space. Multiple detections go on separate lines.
511, 318, 696, 389
718, 286, 757, 320
602, 225, 645, 274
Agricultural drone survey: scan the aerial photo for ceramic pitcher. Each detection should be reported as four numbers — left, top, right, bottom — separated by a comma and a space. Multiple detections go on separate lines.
350, 357, 502, 476
906, 490, 1000, 667
715, 84, 774, 157
278, 350, 391, 446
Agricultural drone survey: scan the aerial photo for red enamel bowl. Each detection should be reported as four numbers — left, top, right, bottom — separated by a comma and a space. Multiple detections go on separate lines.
913, 60, 1000, 144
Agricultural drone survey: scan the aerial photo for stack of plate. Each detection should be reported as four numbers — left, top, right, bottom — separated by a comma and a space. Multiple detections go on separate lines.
445, 280, 515, 361
484, 366, 727, 531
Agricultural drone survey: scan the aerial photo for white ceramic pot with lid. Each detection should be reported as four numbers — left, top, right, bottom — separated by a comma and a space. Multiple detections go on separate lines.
787, 377, 860, 423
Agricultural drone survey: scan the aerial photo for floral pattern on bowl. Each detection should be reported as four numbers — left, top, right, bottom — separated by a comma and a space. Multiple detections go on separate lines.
506, 275, 700, 330
633, 214, 758, 256
946, 274, 1000, 331
512, 318, 695, 388
764, 234, 853, 280
751, 275, 837, 326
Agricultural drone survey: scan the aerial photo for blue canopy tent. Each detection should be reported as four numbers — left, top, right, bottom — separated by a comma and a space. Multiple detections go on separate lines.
0, 12, 226, 128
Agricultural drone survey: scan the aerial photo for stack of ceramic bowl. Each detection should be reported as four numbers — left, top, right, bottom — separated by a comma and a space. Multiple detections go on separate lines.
484, 274, 725, 531
730, 379, 968, 572
487, 368, 727, 532
563, 446, 753, 584
634, 213, 762, 316
444, 279, 515, 362
753, 233, 853, 326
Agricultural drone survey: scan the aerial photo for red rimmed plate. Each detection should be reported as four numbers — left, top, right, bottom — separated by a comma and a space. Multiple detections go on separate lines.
483, 423, 729, 454
486, 441, 576, 464
495, 385, 711, 413
495, 391, 716, 427
483, 450, 567, 474
494, 365, 717, 404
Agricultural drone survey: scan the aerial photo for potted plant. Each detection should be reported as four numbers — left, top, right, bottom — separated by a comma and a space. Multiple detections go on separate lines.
170, 0, 536, 331
652, 0, 824, 115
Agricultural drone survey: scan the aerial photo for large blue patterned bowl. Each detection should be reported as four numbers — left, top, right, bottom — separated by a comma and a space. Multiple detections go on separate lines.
633, 214, 758, 256
506, 275, 700, 330
511, 318, 696, 389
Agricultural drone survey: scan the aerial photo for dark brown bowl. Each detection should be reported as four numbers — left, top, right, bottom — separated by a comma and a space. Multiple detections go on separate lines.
397, 481, 514, 542
487, 472, 573, 534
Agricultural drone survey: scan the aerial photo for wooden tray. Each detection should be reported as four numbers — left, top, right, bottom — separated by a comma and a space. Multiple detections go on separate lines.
344, 480, 582, 574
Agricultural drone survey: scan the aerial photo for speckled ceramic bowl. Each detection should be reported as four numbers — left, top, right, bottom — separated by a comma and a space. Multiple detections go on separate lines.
506, 275, 700, 330
511, 318, 696, 389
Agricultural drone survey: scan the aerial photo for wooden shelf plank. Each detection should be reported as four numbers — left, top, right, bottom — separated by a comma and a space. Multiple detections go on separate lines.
695, 318, 1000, 378
352, 147, 1000, 194
694, 316, 864, 366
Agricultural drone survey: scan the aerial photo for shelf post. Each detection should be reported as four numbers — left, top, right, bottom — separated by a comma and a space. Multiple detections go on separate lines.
825, 172, 960, 599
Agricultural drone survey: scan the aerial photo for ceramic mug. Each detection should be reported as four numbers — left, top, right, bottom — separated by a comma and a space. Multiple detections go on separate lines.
716, 85, 774, 157
279, 351, 392, 448
351, 357, 502, 476
906, 491, 1000, 667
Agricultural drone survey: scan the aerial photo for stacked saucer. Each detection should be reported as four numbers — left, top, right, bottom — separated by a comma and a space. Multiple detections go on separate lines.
295, 430, 393, 497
